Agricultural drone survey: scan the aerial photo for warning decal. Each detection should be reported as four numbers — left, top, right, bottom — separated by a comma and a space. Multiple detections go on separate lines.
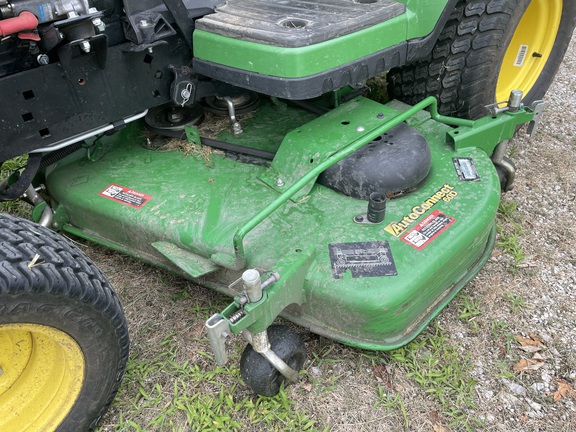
329, 241, 397, 279
453, 157, 480, 182
402, 210, 455, 250
99, 184, 151, 209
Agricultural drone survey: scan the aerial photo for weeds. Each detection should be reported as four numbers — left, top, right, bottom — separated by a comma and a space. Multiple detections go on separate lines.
506, 293, 526, 312
386, 323, 479, 429
457, 295, 481, 321
375, 389, 409, 429
97, 333, 317, 431
0, 155, 33, 218
497, 200, 526, 271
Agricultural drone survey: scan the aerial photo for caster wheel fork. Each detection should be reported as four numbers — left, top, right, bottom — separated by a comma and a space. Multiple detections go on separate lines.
240, 325, 306, 396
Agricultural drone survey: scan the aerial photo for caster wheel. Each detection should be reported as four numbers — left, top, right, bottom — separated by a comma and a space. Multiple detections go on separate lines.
495, 156, 516, 192
240, 325, 306, 396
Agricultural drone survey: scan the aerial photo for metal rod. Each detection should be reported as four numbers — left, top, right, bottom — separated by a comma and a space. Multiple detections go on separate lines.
30, 110, 148, 154
243, 330, 299, 382
230, 97, 475, 268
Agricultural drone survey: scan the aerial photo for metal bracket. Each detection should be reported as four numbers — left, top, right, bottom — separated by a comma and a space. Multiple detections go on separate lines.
205, 314, 231, 366
527, 100, 546, 137
57, 33, 108, 69
169, 65, 197, 107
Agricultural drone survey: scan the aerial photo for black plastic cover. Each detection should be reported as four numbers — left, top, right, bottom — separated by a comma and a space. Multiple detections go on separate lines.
317, 122, 431, 199
195, 0, 405, 48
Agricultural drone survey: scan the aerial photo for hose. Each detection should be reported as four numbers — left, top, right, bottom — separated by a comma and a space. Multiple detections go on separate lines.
0, 11, 38, 37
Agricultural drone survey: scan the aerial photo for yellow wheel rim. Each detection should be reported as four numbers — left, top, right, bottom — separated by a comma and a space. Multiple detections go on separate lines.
496, 0, 563, 102
0, 324, 85, 432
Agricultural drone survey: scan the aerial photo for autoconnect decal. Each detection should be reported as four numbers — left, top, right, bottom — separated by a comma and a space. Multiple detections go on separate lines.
384, 184, 458, 237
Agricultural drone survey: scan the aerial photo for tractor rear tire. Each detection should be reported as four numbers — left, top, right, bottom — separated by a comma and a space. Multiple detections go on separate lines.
388, 0, 576, 119
0, 214, 129, 432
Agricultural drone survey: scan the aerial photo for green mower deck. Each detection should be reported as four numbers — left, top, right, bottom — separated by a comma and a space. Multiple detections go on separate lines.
43, 96, 533, 351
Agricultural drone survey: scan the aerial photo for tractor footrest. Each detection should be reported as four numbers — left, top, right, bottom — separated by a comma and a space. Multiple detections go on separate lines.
195, 0, 405, 48
193, 0, 408, 99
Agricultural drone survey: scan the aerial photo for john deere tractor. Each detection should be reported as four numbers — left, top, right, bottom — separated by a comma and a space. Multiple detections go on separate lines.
0, 0, 574, 430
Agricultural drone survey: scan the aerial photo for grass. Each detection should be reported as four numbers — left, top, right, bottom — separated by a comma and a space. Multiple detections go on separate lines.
506, 293, 526, 312
0, 155, 33, 218
496, 199, 526, 271
97, 332, 319, 432
457, 294, 481, 321
384, 323, 480, 430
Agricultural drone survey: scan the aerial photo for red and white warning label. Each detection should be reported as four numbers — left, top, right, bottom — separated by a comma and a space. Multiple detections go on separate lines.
401, 210, 455, 250
99, 184, 151, 209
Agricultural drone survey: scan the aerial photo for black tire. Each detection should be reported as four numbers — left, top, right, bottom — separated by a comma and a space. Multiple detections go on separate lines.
0, 214, 129, 431
240, 325, 306, 397
388, 0, 576, 119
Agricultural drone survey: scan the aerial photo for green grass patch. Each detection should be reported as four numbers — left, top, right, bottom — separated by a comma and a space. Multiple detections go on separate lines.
385, 324, 480, 429
497, 199, 526, 271
97, 333, 318, 431
0, 155, 33, 218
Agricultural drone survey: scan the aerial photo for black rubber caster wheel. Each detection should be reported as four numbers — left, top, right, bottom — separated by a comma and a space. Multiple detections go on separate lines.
495, 156, 516, 192
240, 325, 306, 396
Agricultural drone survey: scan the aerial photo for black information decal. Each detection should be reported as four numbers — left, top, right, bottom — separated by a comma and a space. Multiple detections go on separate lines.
453, 157, 480, 181
329, 241, 397, 279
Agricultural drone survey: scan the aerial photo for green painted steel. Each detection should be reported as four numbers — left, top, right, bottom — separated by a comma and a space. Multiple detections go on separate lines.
192, 16, 407, 78
400, 0, 451, 40
44, 97, 533, 350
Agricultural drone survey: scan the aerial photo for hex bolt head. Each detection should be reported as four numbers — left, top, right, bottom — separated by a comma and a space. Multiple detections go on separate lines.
37, 54, 50, 65
92, 17, 106, 32
275, 178, 285, 187
80, 41, 91, 53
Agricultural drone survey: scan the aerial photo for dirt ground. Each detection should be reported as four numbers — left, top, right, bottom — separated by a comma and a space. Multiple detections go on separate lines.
85, 34, 576, 431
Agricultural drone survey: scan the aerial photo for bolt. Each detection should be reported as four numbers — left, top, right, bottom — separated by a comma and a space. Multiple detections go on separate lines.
147, 47, 154, 54
37, 54, 49, 65
377, 112, 384, 119
80, 41, 91, 53
354, 215, 364, 223
232, 122, 243, 135
356, 126, 365, 132
168, 111, 184, 123
275, 178, 285, 187
139, 19, 152, 28
92, 17, 105, 33
52, 222, 59, 229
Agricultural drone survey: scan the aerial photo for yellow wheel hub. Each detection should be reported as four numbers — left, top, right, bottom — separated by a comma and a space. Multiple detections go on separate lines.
496, 0, 563, 102
0, 324, 84, 432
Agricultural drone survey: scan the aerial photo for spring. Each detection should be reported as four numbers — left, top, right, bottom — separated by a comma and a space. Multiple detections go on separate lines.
228, 310, 245, 324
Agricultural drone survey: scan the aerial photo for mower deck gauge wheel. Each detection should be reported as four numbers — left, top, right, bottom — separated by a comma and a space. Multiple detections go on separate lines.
240, 325, 306, 396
